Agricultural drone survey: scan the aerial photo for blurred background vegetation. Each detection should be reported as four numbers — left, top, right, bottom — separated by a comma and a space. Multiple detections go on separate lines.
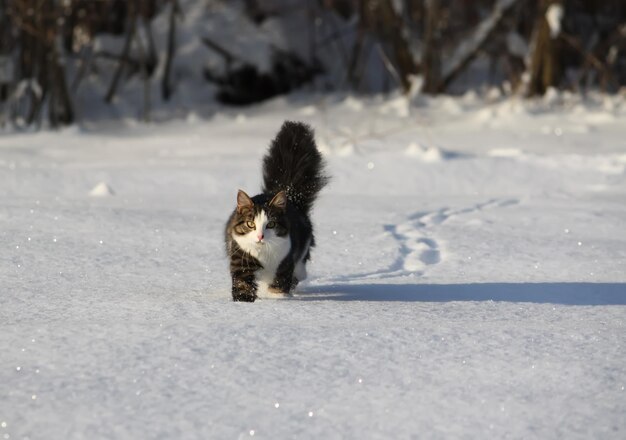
0, 0, 624, 128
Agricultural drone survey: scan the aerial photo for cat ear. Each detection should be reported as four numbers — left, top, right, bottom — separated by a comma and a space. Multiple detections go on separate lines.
237, 190, 253, 212
269, 191, 287, 210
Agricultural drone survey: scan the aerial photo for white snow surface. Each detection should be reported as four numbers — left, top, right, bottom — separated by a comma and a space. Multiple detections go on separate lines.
1, 92, 626, 439
88, 182, 115, 198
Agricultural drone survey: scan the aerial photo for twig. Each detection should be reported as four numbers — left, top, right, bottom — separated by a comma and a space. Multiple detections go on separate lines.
201, 36, 239, 66
440, 0, 520, 93
105, 5, 137, 103
345, 28, 364, 90
162, 0, 180, 100
376, 42, 403, 90
135, 18, 151, 122
71, 45, 94, 92
560, 32, 618, 91
95, 50, 141, 71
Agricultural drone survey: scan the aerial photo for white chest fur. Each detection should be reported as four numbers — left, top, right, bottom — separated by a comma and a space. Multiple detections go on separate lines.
253, 237, 291, 296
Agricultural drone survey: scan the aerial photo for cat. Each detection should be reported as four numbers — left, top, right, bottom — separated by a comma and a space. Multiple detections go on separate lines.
224, 121, 328, 302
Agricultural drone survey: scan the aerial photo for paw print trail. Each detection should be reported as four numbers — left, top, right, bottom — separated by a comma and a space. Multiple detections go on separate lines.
329, 198, 519, 282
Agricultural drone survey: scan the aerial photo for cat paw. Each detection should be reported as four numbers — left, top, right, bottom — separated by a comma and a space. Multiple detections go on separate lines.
232, 292, 257, 302
267, 286, 293, 298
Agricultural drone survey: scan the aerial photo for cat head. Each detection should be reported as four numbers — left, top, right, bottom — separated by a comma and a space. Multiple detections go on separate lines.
231, 189, 289, 251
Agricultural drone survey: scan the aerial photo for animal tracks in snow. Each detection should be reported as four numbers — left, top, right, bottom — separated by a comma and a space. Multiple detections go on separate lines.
383, 224, 441, 274
408, 198, 519, 228
342, 198, 519, 281
390, 198, 519, 275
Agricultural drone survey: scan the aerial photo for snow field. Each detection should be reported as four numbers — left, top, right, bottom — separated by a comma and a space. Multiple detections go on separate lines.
1, 92, 625, 438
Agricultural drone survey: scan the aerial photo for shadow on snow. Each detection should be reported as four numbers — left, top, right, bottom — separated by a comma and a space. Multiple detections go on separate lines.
300, 282, 626, 305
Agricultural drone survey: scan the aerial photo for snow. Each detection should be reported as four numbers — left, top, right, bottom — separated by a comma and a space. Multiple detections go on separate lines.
546, 4, 564, 38
1, 92, 626, 439
405, 142, 449, 162
89, 182, 115, 197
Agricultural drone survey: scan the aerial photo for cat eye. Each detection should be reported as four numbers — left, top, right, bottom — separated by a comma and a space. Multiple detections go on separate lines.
266, 221, 276, 229
246, 221, 255, 228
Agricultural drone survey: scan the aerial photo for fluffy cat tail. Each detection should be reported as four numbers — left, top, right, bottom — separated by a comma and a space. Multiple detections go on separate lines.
262, 121, 328, 214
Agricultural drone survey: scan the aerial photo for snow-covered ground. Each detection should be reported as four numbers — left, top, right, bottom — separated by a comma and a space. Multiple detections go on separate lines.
1, 93, 626, 439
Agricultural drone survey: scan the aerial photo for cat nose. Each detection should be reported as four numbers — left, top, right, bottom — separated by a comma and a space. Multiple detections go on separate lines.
257, 233, 264, 242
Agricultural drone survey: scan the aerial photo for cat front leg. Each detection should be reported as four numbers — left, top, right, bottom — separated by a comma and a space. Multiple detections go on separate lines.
230, 253, 260, 302
269, 258, 295, 295
231, 272, 257, 302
